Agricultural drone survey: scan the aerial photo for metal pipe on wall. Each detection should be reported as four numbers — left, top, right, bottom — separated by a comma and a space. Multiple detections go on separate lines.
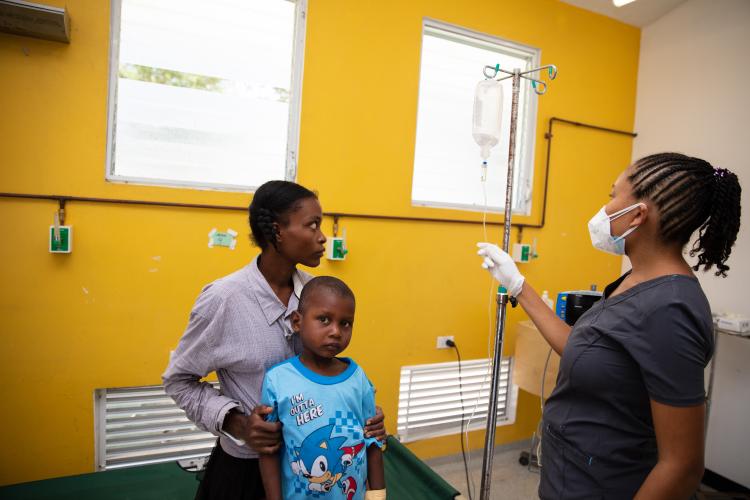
0, 117, 636, 233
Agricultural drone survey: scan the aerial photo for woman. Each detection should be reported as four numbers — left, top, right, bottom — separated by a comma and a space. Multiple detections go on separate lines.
163, 181, 385, 499
478, 153, 741, 499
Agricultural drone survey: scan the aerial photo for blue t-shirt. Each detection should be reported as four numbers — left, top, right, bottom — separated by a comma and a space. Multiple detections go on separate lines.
260, 356, 382, 500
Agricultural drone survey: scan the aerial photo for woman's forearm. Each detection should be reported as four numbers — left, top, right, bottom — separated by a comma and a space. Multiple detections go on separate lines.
516, 282, 572, 355
634, 460, 703, 499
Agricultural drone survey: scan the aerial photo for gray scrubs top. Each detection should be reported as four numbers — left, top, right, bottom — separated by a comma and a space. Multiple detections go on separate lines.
539, 273, 713, 500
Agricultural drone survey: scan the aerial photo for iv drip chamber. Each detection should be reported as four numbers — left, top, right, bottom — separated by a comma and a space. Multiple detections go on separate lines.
473, 79, 504, 160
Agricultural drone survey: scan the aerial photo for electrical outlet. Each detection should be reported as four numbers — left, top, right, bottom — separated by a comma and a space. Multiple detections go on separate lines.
436, 336, 455, 349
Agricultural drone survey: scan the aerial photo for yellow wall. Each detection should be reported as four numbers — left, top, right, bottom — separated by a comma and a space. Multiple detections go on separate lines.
0, 0, 640, 485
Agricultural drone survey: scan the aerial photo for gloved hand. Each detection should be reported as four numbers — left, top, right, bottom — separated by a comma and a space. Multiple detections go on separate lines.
476, 242, 525, 297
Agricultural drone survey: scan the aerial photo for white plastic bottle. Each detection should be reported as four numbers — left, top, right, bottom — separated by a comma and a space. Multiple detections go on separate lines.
472, 79, 504, 161
541, 290, 554, 309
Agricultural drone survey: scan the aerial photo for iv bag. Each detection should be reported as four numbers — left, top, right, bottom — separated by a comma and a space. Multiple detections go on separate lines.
473, 79, 503, 160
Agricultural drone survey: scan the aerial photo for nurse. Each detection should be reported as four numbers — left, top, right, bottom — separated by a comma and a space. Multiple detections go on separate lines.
163, 180, 385, 499
478, 153, 742, 499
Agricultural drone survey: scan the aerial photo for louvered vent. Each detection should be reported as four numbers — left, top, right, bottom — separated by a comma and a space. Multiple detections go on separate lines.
397, 358, 517, 443
94, 384, 219, 470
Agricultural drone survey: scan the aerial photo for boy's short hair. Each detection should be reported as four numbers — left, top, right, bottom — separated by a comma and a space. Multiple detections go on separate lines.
298, 276, 355, 313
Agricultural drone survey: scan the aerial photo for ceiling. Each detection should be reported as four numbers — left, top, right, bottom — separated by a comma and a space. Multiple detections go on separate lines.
558, 0, 688, 27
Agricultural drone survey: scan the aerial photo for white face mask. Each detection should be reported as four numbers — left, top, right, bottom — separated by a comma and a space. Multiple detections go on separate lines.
588, 203, 645, 256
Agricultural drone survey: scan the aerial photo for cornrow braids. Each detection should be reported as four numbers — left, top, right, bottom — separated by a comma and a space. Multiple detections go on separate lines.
248, 180, 318, 250
254, 207, 279, 250
628, 153, 742, 277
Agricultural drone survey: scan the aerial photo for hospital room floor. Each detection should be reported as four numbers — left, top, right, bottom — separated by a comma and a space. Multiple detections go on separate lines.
425, 439, 540, 499
426, 441, 749, 500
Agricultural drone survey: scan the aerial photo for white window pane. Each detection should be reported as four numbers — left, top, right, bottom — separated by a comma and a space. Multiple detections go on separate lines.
109, 0, 300, 189
119, 0, 294, 83
412, 23, 538, 213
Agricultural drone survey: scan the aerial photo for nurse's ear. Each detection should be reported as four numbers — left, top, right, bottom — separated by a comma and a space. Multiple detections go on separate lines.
629, 202, 649, 228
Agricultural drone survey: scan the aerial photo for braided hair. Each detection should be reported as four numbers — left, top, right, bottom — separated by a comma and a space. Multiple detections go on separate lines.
248, 180, 317, 250
628, 152, 742, 277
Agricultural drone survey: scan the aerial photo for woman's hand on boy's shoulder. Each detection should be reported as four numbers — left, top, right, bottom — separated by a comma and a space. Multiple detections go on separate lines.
223, 406, 282, 454
365, 406, 387, 441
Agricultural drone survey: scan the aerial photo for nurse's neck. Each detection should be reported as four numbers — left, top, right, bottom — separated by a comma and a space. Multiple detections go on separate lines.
257, 251, 296, 305
626, 237, 693, 282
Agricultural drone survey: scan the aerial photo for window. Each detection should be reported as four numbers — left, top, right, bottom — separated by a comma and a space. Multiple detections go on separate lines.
106, 0, 306, 190
397, 358, 518, 443
94, 384, 219, 470
411, 19, 539, 214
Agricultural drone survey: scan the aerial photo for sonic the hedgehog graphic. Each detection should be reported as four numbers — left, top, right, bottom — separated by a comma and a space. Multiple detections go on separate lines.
290, 424, 365, 497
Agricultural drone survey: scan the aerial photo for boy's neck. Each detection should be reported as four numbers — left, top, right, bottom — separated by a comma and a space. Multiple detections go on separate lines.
299, 351, 348, 377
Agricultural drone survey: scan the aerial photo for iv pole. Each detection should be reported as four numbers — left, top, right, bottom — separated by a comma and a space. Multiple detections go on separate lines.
478, 63, 556, 500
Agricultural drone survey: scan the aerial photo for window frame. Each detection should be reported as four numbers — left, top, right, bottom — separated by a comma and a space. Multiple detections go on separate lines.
412, 18, 541, 216
104, 0, 307, 192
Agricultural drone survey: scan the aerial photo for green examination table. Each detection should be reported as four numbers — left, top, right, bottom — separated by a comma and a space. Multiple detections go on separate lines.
0, 437, 460, 499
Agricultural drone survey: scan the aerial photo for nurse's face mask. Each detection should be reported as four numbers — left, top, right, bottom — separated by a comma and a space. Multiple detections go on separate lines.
588, 203, 645, 256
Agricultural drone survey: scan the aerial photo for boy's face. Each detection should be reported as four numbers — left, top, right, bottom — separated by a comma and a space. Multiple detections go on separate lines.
292, 289, 355, 359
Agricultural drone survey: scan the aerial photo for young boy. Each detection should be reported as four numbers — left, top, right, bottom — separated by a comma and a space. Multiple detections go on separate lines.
259, 276, 386, 500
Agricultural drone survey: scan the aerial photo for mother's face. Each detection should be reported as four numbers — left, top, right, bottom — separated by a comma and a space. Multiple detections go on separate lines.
275, 197, 327, 267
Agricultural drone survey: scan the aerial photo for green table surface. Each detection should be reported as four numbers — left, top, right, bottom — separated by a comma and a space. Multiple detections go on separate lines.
0, 461, 199, 500
0, 436, 460, 499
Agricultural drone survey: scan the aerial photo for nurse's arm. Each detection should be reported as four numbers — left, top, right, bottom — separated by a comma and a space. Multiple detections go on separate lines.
516, 282, 572, 355
634, 400, 705, 499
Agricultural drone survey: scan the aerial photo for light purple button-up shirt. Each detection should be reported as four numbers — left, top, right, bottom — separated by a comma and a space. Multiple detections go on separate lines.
162, 256, 312, 459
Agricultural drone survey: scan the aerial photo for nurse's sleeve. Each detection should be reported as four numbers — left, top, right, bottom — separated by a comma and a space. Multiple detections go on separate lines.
635, 299, 711, 406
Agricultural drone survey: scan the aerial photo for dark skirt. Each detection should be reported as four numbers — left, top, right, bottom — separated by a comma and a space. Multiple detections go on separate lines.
195, 440, 266, 500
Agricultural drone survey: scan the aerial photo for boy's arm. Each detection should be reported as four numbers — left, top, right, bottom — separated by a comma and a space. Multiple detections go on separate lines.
360, 372, 386, 497
259, 453, 283, 500
366, 444, 385, 490
257, 372, 284, 499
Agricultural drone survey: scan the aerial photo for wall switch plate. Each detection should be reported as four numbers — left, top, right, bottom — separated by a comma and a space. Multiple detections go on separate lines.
49, 225, 72, 253
436, 335, 454, 349
327, 237, 348, 260
512, 243, 531, 263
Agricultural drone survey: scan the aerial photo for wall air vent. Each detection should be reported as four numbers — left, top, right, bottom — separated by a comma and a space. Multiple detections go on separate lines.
94, 384, 219, 470
0, 0, 70, 43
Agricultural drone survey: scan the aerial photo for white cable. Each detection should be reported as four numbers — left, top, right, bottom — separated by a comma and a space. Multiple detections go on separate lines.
462, 173, 496, 498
